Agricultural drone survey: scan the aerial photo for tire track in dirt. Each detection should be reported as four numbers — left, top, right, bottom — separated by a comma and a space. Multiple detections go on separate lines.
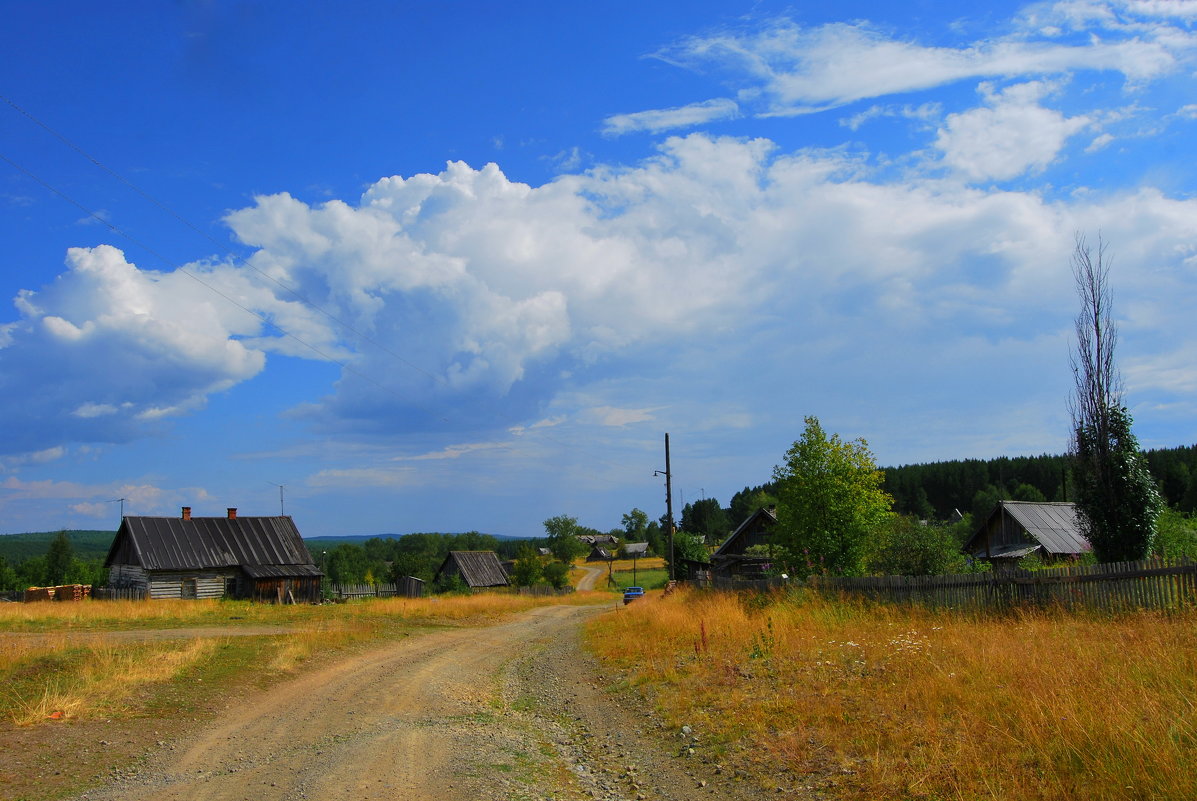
69, 602, 782, 801
73, 606, 592, 801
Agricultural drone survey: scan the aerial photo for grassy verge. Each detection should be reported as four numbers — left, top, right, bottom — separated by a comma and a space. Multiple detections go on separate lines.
0, 592, 602, 725
585, 587, 1197, 800
610, 568, 669, 591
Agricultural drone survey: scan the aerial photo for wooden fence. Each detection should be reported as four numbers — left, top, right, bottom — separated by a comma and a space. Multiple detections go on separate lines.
806, 557, 1197, 612
690, 572, 788, 593
89, 586, 149, 601
331, 577, 424, 599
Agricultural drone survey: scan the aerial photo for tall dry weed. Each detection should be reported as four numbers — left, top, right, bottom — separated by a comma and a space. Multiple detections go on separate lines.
587, 588, 1197, 800
3, 636, 215, 725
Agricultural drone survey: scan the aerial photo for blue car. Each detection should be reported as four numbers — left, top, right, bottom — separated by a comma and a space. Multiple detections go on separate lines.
623, 586, 644, 604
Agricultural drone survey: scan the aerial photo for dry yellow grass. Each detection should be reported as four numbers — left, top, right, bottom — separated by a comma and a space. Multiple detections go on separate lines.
3, 634, 216, 725
0, 591, 605, 726
586, 587, 1197, 800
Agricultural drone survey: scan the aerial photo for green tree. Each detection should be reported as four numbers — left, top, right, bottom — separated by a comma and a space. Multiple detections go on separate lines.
644, 521, 664, 557
1152, 508, 1197, 559
1012, 483, 1046, 503
866, 515, 974, 576
621, 508, 649, 541
542, 560, 570, 589
510, 545, 544, 587
665, 530, 709, 578
772, 416, 894, 577
543, 514, 586, 563
1068, 235, 1162, 562
680, 498, 730, 545
0, 555, 18, 591
44, 531, 73, 586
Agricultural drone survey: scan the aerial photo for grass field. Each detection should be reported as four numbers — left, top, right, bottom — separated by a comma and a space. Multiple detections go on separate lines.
586, 587, 1197, 800
0, 592, 606, 727
610, 568, 669, 591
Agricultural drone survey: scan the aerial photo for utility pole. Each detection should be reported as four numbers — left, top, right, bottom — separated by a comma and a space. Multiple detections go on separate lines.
654, 433, 676, 580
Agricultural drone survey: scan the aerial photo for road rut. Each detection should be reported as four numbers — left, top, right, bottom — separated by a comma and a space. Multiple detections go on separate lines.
69, 602, 773, 801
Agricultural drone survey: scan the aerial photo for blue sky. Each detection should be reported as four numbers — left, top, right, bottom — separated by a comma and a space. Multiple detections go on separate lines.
2, 0, 1196, 537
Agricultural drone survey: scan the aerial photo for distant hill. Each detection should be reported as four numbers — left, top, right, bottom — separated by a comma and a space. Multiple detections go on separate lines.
0, 530, 116, 563
304, 532, 531, 550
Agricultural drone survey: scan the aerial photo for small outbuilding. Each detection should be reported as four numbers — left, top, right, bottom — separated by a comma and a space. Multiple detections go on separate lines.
586, 545, 614, 562
964, 501, 1091, 565
104, 507, 323, 602
710, 506, 778, 578
435, 550, 509, 589
622, 541, 650, 558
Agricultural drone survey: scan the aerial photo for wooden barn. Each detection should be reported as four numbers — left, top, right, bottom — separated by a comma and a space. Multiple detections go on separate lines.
104, 507, 323, 602
435, 550, 509, 589
964, 501, 1091, 565
586, 545, 614, 562
710, 506, 778, 578
622, 541, 650, 558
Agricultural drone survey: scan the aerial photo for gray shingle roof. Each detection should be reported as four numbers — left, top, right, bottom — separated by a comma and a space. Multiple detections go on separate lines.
967, 501, 1090, 557
439, 551, 508, 587
1000, 501, 1089, 555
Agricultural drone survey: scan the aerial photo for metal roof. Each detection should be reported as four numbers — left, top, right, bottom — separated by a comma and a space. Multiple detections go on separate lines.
969, 501, 1090, 556
623, 541, 650, 556
106, 515, 320, 573
438, 551, 509, 587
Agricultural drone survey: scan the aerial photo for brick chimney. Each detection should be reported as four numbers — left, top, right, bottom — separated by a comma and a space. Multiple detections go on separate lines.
227, 507, 237, 519
182, 506, 191, 520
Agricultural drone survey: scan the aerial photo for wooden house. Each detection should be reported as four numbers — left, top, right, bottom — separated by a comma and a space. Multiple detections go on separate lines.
586, 545, 614, 562
435, 550, 509, 589
710, 507, 778, 578
104, 507, 323, 602
964, 501, 1090, 565
622, 541, 650, 558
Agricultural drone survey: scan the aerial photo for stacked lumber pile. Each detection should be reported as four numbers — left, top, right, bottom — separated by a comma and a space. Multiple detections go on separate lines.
24, 584, 92, 602
54, 584, 89, 601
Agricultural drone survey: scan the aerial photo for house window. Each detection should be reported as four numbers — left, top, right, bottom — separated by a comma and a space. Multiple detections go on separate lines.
181, 578, 197, 599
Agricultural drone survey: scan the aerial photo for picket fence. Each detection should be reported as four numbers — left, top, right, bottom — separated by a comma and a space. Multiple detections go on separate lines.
806, 557, 1197, 612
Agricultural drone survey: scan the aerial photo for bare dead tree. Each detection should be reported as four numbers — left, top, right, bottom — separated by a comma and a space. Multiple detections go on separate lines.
1067, 233, 1161, 561
1068, 232, 1121, 438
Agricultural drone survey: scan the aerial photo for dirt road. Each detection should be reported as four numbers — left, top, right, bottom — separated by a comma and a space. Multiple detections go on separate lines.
575, 564, 605, 590
69, 603, 768, 801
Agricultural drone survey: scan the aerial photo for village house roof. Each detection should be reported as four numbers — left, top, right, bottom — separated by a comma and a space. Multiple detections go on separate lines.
713, 506, 778, 558
586, 545, 614, 562
436, 550, 509, 588
623, 541, 650, 557
965, 501, 1090, 560
105, 509, 321, 575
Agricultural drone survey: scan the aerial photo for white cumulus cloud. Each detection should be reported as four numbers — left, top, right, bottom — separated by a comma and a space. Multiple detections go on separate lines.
934, 81, 1092, 181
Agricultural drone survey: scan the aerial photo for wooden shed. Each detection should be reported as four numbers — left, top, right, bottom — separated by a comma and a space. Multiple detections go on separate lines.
710, 506, 778, 578
104, 507, 323, 602
435, 551, 509, 589
964, 501, 1091, 564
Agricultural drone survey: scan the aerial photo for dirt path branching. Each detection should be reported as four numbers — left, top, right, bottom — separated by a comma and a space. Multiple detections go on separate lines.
2, 601, 767, 801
